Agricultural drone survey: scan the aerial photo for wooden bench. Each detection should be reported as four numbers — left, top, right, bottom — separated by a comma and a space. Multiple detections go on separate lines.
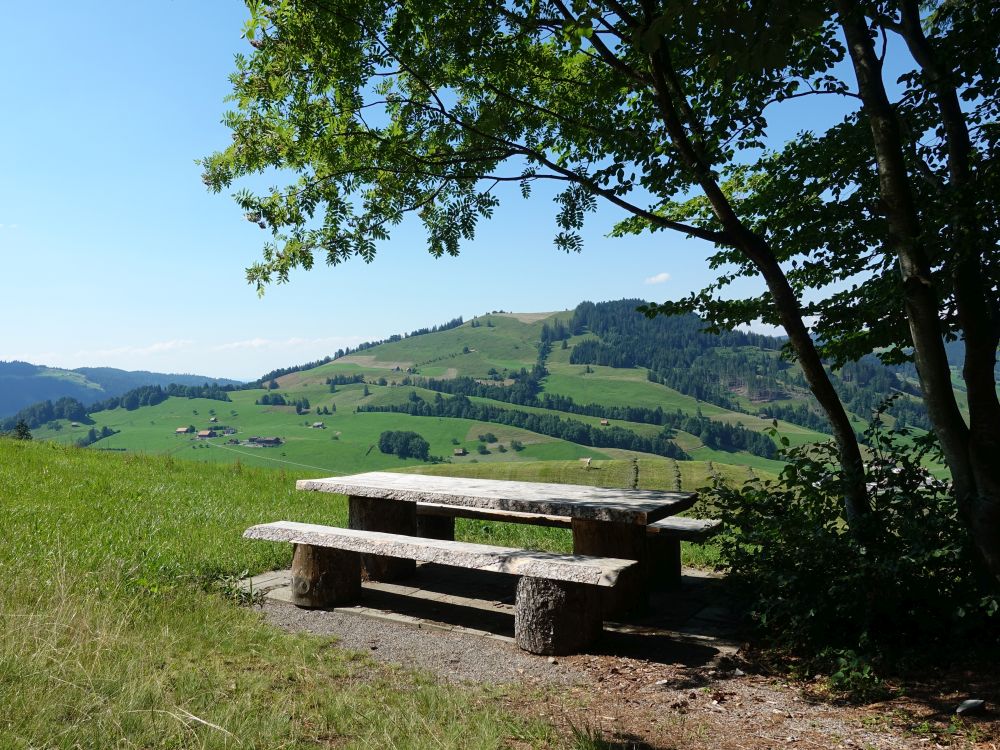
414, 503, 722, 589
244, 520, 638, 655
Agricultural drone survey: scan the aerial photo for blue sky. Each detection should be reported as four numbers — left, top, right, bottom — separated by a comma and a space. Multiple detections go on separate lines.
1, 3, 864, 381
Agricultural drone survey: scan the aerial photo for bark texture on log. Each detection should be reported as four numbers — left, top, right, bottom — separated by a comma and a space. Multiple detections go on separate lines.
348, 495, 417, 581
514, 576, 602, 655
572, 518, 646, 616
290, 543, 361, 609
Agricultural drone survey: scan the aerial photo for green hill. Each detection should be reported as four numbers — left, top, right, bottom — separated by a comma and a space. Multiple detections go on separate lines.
0, 360, 240, 418
27, 299, 942, 482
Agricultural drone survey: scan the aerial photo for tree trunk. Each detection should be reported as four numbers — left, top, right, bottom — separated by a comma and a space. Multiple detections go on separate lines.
290, 543, 362, 608
839, 0, 1000, 583
644, 38, 871, 524
571, 518, 646, 617
514, 576, 603, 655
752, 248, 871, 525
893, 0, 1000, 583
348, 495, 417, 581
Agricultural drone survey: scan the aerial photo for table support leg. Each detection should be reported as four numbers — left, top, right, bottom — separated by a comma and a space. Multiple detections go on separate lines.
514, 577, 602, 655
416, 514, 455, 541
571, 518, 647, 617
348, 495, 417, 581
648, 536, 682, 591
290, 543, 361, 608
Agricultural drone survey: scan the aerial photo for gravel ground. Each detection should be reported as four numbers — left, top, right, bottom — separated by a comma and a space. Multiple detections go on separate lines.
261, 599, 998, 749
262, 599, 583, 685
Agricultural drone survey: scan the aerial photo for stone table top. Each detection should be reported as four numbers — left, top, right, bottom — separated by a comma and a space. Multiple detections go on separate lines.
296, 471, 697, 525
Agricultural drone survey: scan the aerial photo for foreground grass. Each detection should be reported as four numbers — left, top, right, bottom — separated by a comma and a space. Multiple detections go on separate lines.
0, 440, 561, 749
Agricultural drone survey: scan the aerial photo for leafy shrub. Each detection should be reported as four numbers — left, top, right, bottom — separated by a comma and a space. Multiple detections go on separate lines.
712, 407, 997, 663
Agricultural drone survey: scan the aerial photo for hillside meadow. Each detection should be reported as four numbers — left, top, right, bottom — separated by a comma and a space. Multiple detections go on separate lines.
31, 388, 611, 474
1, 437, 741, 747
0, 439, 602, 748
23, 309, 864, 482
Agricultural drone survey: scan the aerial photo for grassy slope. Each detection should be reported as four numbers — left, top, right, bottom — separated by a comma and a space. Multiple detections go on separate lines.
33, 387, 608, 474
544, 342, 829, 448
1, 439, 564, 748
285, 315, 542, 385
33, 312, 833, 478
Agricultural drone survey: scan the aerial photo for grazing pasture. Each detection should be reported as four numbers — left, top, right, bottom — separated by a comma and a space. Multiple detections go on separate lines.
0, 439, 578, 748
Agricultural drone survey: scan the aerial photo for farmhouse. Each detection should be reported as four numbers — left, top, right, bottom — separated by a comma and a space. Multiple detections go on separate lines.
599, 419, 610, 426
175, 427, 191, 435
453, 447, 468, 456
249, 436, 282, 447
312, 421, 325, 429
197, 429, 216, 439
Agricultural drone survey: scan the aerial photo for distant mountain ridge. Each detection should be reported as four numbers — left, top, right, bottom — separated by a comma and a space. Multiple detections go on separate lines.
0, 361, 241, 418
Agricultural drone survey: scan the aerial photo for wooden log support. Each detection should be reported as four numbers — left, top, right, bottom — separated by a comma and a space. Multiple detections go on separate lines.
646, 518, 722, 590
416, 513, 455, 541
289, 543, 361, 609
416, 501, 571, 528
571, 518, 647, 617
647, 536, 682, 591
514, 576, 602, 655
348, 495, 417, 581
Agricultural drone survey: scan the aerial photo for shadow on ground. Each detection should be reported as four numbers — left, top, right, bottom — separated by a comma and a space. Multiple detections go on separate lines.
244, 561, 742, 668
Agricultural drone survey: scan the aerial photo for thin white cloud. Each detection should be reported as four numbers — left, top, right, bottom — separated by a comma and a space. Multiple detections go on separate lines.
78, 339, 196, 358
643, 272, 671, 285
212, 335, 367, 352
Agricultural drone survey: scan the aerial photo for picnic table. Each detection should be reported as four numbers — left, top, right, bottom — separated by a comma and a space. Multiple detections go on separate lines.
295, 471, 698, 613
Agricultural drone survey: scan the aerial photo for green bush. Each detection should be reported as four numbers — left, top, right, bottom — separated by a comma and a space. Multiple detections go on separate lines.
712, 409, 997, 663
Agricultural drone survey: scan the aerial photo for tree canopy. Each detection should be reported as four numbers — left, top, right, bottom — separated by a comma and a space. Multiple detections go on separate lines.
204, 0, 1000, 583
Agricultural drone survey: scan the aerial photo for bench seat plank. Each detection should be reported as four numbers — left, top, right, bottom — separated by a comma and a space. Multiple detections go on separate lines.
245, 521, 636, 587
416, 502, 721, 542
647, 517, 722, 542
297, 471, 696, 524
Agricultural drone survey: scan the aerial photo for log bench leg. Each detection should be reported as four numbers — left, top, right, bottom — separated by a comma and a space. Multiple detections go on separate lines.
571, 518, 647, 617
647, 536, 682, 591
416, 514, 455, 541
290, 543, 361, 609
514, 577, 602, 655
349, 495, 417, 581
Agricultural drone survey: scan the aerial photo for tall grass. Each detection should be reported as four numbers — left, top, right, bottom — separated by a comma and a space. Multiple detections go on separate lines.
0, 440, 561, 748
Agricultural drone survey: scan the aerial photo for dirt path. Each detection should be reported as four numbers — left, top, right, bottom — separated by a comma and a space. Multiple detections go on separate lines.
250, 562, 997, 750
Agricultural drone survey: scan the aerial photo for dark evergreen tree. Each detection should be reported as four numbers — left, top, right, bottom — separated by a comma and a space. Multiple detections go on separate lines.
12, 420, 32, 441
